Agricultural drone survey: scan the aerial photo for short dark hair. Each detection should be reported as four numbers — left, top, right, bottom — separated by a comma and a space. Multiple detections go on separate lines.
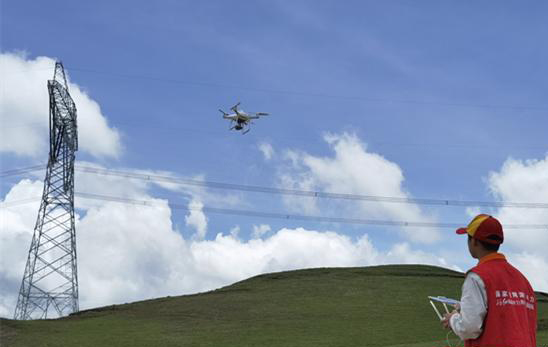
468, 235, 500, 252
479, 239, 500, 252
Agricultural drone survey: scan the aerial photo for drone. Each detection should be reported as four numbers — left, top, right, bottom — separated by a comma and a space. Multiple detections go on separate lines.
219, 102, 269, 134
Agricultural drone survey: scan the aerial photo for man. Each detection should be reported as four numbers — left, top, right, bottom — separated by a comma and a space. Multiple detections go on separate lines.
442, 214, 537, 346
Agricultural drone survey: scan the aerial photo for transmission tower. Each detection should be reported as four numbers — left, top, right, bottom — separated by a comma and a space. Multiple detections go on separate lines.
14, 62, 79, 320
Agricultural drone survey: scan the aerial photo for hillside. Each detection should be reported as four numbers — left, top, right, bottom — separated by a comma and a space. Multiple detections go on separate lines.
1, 265, 547, 347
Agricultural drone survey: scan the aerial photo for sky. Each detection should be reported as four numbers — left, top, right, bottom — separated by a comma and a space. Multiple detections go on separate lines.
1, 1, 547, 318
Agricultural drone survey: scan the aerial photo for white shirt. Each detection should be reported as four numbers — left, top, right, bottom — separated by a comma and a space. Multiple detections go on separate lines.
449, 271, 488, 340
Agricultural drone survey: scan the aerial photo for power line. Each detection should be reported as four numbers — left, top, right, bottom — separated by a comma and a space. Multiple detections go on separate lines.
2, 164, 548, 209
70, 192, 463, 228
3, 118, 546, 153
6, 65, 548, 111
63, 66, 548, 112
4, 121, 546, 153
0, 164, 47, 178
4, 192, 546, 230
74, 166, 548, 209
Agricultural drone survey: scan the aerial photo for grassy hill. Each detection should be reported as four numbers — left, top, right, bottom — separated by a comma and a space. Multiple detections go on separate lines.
1, 265, 547, 347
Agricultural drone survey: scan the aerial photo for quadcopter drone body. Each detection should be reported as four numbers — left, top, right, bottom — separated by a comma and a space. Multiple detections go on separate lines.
219, 102, 269, 134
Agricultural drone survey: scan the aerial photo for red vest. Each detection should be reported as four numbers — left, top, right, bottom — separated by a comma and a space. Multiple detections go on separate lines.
465, 254, 537, 347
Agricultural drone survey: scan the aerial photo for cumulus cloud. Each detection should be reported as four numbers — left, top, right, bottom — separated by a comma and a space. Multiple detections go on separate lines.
229, 225, 241, 239
277, 133, 439, 243
259, 142, 275, 161
73, 161, 244, 212
0, 162, 229, 316
0, 173, 452, 317
185, 199, 208, 240
4, 152, 545, 319
508, 252, 548, 294
487, 155, 548, 254
0, 52, 122, 158
189, 229, 448, 287
77, 198, 191, 309
486, 155, 548, 292
0, 180, 47, 317
252, 224, 271, 238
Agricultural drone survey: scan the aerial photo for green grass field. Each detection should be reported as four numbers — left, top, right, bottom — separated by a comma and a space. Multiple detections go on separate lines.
1, 265, 547, 347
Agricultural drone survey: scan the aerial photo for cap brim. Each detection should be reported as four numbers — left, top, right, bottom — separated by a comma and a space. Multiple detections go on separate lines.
456, 228, 468, 235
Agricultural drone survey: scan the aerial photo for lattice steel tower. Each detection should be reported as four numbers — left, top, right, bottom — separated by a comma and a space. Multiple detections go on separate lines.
14, 62, 79, 320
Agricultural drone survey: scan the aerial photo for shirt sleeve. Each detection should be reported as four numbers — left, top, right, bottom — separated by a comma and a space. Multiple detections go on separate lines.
449, 272, 487, 340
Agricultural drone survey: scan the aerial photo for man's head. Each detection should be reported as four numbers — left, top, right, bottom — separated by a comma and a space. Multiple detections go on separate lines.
456, 214, 504, 258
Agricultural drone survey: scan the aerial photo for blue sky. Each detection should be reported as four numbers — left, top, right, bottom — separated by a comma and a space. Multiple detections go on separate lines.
1, 1, 547, 316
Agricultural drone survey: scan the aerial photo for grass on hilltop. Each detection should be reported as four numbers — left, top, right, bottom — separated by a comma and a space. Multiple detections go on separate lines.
1, 264, 547, 347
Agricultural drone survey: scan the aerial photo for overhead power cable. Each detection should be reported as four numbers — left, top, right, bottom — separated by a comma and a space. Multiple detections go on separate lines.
0, 164, 47, 178
7, 65, 548, 111
74, 166, 548, 209
61, 192, 548, 230
2, 165, 548, 209
71, 192, 461, 228
64, 67, 548, 111
3, 192, 547, 230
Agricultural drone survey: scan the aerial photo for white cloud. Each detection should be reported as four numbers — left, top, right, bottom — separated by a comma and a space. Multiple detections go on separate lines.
0, 174, 452, 317
76, 198, 192, 309
185, 199, 208, 240
0, 180, 44, 317
507, 252, 548, 294
465, 206, 482, 219
74, 162, 151, 210
277, 133, 439, 243
485, 155, 548, 292
73, 161, 244, 211
229, 225, 241, 238
487, 155, 548, 254
252, 224, 271, 238
189, 229, 447, 285
386, 243, 448, 267
5, 152, 546, 319
278, 150, 319, 215
0, 52, 122, 159
258, 142, 275, 161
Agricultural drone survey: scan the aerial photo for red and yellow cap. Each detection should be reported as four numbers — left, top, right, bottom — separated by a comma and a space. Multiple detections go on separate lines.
456, 214, 504, 245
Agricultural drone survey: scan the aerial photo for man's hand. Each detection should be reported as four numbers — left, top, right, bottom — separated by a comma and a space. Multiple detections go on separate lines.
441, 310, 458, 330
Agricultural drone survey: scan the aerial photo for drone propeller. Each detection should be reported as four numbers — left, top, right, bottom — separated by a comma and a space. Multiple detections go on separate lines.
230, 102, 241, 112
